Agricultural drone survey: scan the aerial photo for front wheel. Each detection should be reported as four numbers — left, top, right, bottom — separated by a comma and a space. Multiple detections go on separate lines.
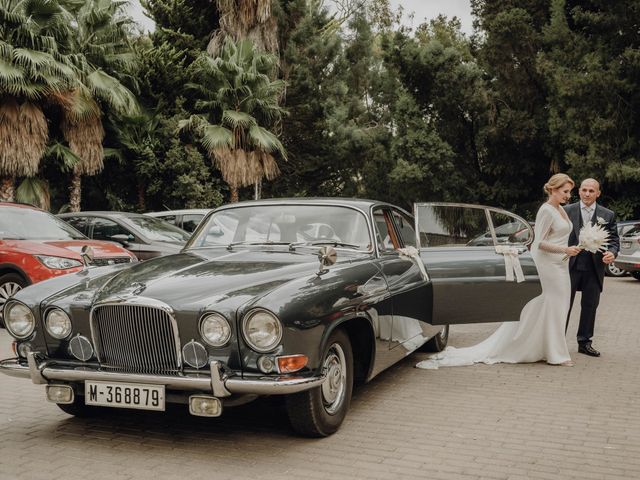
605, 263, 626, 277
285, 329, 353, 437
632, 272, 640, 281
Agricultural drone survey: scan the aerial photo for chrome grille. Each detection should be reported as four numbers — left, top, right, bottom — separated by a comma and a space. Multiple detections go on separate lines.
91, 304, 181, 373
90, 257, 132, 267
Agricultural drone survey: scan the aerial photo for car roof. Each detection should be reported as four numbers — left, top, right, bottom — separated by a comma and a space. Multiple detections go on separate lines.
146, 209, 212, 216
215, 197, 398, 212
58, 211, 147, 219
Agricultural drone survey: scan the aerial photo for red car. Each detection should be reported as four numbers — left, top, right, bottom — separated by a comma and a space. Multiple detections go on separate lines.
0, 203, 136, 326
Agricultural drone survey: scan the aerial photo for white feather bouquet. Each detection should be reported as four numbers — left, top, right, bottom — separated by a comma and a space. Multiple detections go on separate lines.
563, 222, 610, 261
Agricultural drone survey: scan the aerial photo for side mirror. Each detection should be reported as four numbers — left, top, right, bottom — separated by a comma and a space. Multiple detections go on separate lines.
80, 245, 95, 267
317, 246, 337, 276
110, 234, 134, 246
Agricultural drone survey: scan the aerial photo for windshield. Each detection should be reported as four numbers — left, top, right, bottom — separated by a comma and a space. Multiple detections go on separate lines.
0, 206, 86, 240
126, 216, 191, 243
188, 204, 372, 251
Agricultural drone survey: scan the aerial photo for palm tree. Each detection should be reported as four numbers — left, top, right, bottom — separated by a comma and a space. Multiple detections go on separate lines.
59, 0, 139, 211
180, 38, 286, 202
208, 0, 278, 56
0, 0, 77, 201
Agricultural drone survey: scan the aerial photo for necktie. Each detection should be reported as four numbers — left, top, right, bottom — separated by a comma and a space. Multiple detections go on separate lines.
582, 206, 592, 226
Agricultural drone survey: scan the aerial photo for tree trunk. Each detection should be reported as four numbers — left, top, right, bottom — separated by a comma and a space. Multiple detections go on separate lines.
254, 180, 262, 200
137, 182, 146, 211
69, 173, 82, 212
0, 176, 15, 202
230, 185, 239, 203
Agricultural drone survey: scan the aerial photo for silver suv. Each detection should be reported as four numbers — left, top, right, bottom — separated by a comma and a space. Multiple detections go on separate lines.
614, 223, 640, 281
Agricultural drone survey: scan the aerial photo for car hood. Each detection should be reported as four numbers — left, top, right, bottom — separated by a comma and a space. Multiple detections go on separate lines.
3, 239, 132, 258
88, 248, 366, 311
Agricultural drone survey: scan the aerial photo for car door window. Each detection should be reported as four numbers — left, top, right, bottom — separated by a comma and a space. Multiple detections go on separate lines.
415, 205, 490, 247
159, 215, 177, 226
373, 209, 397, 252
63, 216, 91, 236
92, 218, 131, 241
182, 214, 203, 232
489, 211, 532, 246
392, 209, 417, 248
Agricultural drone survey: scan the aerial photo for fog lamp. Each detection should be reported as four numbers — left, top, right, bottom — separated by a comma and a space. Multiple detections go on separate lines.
17, 342, 33, 358
189, 395, 222, 417
46, 385, 74, 404
257, 355, 275, 373
277, 354, 308, 373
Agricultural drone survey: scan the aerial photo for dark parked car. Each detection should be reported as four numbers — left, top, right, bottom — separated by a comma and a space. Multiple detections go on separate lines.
614, 223, 640, 281
58, 212, 191, 260
606, 220, 640, 277
146, 209, 212, 233
1, 199, 540, 436
0, 203, 135, 327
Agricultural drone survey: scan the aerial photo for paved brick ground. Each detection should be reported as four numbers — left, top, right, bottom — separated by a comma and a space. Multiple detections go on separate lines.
1, 277, 639, 480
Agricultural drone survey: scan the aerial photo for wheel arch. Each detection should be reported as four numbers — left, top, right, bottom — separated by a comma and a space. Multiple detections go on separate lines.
324, 314, 375, 386
0, 264, 32, 285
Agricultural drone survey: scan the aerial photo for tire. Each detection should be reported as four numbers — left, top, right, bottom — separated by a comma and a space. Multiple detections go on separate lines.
56, 395, 109, 418
0, 272, 28, 328
419, 325, 450, 353
286, 329, 353, 437
632, 272, 640, 281
605, 263, 627, 277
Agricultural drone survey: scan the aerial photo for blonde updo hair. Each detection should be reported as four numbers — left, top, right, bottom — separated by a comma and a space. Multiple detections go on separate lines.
543, 173, 574, 195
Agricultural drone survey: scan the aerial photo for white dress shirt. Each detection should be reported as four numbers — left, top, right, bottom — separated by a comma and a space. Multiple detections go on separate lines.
580, 201, 597, 226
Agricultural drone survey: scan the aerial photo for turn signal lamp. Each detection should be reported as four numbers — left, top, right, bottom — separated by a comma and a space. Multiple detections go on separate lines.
277, 354, 308, 373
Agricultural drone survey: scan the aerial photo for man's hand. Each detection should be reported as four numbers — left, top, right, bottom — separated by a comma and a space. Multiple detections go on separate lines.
602, 251, 615, 264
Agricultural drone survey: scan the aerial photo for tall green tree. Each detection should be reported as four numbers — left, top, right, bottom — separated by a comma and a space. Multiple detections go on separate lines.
0, 0, 76, 201
180, 38, 287, 202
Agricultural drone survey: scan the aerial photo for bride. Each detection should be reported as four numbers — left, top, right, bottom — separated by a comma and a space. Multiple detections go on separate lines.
416, 174, 582, 369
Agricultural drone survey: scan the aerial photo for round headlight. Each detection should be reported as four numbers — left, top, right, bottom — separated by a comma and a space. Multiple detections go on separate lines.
242, 309, 283, 353
5, 302, 35, 339
200, 313, 231, 347
45, 308, 72, 339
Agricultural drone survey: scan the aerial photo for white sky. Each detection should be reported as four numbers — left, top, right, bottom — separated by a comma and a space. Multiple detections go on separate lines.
127, 0, 473, 35
390, 0, 473, 34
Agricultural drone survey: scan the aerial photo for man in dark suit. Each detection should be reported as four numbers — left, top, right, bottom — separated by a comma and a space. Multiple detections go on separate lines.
564, 178, 619, 357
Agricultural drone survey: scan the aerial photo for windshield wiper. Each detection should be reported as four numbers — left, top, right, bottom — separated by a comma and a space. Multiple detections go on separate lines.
305, 241, 363, 249
226, 241, 292, 251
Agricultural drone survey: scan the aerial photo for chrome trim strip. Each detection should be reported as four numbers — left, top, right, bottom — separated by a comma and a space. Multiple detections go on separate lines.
0, 357, 326, 395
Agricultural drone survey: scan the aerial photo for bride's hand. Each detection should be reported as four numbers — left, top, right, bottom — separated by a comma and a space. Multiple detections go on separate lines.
565, 246, 581, 257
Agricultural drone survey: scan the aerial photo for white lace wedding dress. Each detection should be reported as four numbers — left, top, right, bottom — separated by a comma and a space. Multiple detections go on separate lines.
416, 203, 573, 369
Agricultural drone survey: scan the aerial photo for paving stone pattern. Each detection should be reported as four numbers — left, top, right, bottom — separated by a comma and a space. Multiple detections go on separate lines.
1, 277, 639, 480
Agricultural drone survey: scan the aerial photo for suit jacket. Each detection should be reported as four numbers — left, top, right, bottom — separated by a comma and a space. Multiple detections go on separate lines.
563, 202, 620, 290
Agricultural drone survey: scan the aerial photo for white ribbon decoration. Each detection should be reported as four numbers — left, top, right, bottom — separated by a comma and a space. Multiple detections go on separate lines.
495, 245, 525, 283
397, 246, 429, 281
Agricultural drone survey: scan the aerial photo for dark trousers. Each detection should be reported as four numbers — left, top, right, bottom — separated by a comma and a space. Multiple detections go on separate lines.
566, 269, 601, 345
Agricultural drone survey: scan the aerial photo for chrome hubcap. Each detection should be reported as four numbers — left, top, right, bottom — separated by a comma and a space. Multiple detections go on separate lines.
0, 281, 22, 314
321, 343, 346, 415
608, 265, 624, 275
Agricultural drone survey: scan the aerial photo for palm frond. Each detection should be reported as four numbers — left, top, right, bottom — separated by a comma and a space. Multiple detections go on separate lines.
15, 176, 50, 210
222, 109, 256, 129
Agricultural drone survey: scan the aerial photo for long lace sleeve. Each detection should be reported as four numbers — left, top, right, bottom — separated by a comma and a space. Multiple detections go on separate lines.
533, 206, 566, 254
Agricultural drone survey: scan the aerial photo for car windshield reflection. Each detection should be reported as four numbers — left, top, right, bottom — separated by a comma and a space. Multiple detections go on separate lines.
0, 206, 85, 240
188, 205, 372, 251
126, 216, 191, 243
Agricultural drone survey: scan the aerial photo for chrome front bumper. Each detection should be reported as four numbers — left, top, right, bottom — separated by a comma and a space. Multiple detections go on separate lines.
0, 353, 325, 397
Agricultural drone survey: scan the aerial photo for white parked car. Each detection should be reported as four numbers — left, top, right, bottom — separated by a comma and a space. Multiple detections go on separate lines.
146, 209, 212, 233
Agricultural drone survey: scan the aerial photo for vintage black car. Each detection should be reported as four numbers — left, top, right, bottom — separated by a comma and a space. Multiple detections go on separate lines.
0, 199, 541, 436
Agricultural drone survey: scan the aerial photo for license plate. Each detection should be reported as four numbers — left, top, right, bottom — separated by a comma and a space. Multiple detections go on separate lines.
622, 241, 631, 249
85, 381, 165, 411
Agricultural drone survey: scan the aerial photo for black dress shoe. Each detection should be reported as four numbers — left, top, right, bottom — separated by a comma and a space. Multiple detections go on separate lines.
578, 344, 600, 357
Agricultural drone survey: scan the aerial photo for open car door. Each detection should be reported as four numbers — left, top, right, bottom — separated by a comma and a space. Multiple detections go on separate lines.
414, 203, 542, 325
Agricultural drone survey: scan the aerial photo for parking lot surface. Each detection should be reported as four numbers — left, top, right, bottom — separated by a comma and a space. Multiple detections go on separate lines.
1, 277, 639, 480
